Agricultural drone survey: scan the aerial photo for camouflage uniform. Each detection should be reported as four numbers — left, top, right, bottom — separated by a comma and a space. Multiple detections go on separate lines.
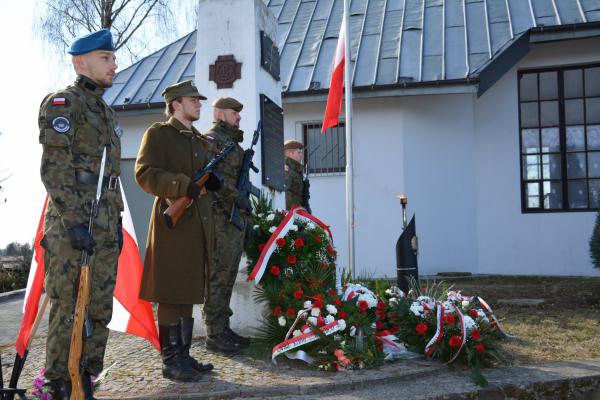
38, 74, 123, 380
285, 157, 304, 209
202, 120, 248, 336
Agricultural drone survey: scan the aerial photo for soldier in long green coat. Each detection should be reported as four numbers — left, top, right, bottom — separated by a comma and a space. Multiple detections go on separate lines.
202, 97, 251, 355
38, 29, 122, 400
135, 80, 218, 382
284, 139, 308, 210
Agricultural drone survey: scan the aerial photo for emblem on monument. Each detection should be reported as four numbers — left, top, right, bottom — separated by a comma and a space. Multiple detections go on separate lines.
209, 55, 242, 89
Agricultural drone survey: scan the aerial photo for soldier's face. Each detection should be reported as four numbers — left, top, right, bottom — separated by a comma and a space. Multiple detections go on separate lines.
286, 148, 303, 163
179, 96, 202, 122
220, 109, 241, 128
80, 51, 117, 88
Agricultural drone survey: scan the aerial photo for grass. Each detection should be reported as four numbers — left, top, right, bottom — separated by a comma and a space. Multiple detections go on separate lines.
428, 275, 600, 365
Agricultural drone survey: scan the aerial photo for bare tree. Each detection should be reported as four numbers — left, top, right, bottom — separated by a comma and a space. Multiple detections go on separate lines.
35, 0, 197, 64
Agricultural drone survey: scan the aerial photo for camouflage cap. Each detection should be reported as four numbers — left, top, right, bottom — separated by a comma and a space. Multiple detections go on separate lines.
284, 139, 303, 151
162, 80, 207, 103
212, 97, 244, 112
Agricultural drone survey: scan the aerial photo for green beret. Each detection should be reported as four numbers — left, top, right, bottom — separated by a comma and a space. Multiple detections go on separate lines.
162, 80, 207, 103
284, 139, 303, 151
212, 97, 243, 112
68, 29, 115, 56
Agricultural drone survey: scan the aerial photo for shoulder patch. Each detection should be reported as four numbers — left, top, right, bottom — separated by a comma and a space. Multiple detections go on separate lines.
51, 116, 70, 133
201, 135, 214, 142
52, 97, 67, 106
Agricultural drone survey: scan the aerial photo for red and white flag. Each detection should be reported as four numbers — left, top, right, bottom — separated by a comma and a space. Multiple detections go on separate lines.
321, 11, 347, 133
16, 184, 160, 357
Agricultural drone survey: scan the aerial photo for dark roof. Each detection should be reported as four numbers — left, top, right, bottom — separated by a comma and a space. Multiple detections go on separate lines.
104, 0, 600, 108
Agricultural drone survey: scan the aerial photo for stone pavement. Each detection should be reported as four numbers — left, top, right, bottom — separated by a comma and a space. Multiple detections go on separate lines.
2, 295, 600, 399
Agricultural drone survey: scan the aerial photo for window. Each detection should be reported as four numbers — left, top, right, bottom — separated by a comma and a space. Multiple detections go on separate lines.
519, 64, 600, 212
303, 122, 346, 174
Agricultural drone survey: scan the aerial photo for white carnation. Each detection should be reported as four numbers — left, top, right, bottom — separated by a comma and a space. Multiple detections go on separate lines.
268, 226, 276, 233
307, 316, 318, 326
462, 300, 470, 308
292, 329, 302, 337
462, 315, 477, 331
266, 213, 275, 221
326, 304, 338, 315
278, 316, 286, 327
410, 302, 424, 317
311, 307, 321, 317
307, 222, 316, 229
324, 315, 335, 324
289, 224, 298, 231
389, 297, 398, 305
337, 319, 346, 331
303, 300, 313, 309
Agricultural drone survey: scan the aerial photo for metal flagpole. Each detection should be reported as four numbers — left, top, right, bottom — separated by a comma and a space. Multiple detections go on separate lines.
343, 0, 355, 277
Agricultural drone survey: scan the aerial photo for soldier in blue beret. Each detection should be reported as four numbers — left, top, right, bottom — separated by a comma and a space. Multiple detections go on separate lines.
38, 28, 121, 399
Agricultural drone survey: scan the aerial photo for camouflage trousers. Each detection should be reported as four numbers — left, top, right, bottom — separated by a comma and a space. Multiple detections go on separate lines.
203, 211, 245, 336
42, 215, 118, 380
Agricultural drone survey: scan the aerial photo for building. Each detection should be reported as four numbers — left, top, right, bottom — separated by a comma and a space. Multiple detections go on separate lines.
104, 0, 600, 277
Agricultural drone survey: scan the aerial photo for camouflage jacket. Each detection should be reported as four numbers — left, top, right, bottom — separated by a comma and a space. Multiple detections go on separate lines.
202, 121, 245, 213
285, 157, 304, 209
38, 75, 123, 229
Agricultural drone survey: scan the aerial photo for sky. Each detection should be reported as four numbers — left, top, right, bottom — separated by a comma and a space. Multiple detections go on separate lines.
0, 1, 193, 248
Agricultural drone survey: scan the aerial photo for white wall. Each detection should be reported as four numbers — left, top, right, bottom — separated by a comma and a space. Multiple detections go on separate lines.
474, 36, 600, 276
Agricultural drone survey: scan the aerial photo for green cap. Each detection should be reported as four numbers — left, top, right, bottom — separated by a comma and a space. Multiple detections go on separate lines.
162, 80, 206, 103
284, 139, 303, 150
212, 97, 244, 112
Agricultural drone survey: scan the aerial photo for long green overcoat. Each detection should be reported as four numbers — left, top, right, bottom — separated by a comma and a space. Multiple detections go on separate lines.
135, 117, 214, 304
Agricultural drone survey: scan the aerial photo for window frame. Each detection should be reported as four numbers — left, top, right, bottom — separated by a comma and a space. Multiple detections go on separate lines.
301, 121, 346, 175
518, 62, 600, 214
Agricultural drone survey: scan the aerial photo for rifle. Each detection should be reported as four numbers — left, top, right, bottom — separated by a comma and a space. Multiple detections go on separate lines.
163, 142, 236, 229
68, 147, 106, 400
229, 121, 261, 230
301, 163, 312, 214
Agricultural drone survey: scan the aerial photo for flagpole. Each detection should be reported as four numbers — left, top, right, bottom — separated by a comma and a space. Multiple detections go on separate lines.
343, 0, 355, 277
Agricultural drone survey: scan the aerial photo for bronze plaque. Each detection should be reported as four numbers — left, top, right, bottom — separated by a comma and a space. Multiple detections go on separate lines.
260, 94, 284, 191
209, 55, 242, 89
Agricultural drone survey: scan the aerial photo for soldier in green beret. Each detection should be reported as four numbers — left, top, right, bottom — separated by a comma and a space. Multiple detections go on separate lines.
201, 97, 251, 355
135, 80, 218, 381
38, 28, 122, 399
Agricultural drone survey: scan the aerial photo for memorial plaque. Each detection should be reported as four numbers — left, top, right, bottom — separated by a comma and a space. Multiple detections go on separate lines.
260, 31, 280, 81
260, 94, 284, 191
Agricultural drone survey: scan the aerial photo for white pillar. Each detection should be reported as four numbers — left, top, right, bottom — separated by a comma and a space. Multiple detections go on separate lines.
192, 0, 283, 336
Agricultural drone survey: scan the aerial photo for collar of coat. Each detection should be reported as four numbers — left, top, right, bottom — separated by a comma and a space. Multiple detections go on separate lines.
212, 120, 244, 143
168, 117, 202, 139
75, 75, 105, 97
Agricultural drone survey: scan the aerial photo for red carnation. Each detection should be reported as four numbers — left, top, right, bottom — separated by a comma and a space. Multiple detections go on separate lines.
377, 300, 386, 310
269, 265, 281, 276
358, 300, 369, 312
389, 326, 400, 334
314, 235, 322, 244
276, 238, 286, 248
258, 243, 266, 251
286, 308, 296, 318
375, 310, 386, 319
415, 323, 428, 335
287, 255, 297, 264
328, 289, 338, 296
444, 314, 456, 325
468, 309, 479, 318
317, 316, 325, 326
471, 330, 481, 340
449, 336, 462, 348
293, 289, 304, 299
476, 343, 486, 352
313, 300, 323, 309
327, 244, 335, 254
294, 238, 305, 247
375, 320, 385, 330
339, 311, 347, 319
273, 306, 282, 317
333, 298, 342, 306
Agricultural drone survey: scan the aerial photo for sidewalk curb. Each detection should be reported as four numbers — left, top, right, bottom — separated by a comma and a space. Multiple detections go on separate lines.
0, 289, 25, 304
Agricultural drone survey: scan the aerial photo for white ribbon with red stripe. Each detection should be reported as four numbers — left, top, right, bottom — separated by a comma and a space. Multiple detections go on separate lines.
272, 320, 344, 362
425, 301, 445, 357
477, 296, 514, 338
248, 206, 333, 285
447, 303, 467, 364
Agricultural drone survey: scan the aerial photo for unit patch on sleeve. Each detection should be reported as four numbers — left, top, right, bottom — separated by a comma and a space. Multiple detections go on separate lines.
52, 116, 71, 133
52, 97, 67, 106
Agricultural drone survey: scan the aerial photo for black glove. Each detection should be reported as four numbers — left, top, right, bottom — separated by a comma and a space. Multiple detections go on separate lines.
187, 180, 203, 198
205, 170, 223, 192
117, 218, 123, 253
67, 223, 96, 255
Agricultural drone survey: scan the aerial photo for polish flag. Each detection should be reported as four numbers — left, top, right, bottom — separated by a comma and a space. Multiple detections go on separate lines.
16, 184, 159, 357
321, 12, 347, 133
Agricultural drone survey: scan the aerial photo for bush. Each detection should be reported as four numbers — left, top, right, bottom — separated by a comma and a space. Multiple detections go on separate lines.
590, 211, 600, 269
0, 268, 29, 293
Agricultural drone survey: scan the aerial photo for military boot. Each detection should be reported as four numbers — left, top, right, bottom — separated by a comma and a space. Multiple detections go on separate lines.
224, 326, 251, 347
180, 317, 214, 373
43, 378, 71, 400
82, 370, 96, 400
159, 322, 203, 382
206, 331, 244, 355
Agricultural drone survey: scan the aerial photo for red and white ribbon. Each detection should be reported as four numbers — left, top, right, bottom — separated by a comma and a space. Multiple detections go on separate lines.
477, 296, 514, 338
447, 303, 467, 364
272, 320, 344, 362
248, 206, 333, 284
425, 301, 445, 357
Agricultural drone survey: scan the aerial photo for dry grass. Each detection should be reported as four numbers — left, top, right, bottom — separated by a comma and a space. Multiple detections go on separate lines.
430, 275, 600, 365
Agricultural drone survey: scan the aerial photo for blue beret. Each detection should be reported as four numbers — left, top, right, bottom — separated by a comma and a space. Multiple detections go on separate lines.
68, 29, 115, 56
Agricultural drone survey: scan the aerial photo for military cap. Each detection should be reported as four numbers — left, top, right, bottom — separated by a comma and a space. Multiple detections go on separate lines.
68, 29, 115, 56
162, 80, 207, 103
284, 139, 303, 151
212, 97, 244, 112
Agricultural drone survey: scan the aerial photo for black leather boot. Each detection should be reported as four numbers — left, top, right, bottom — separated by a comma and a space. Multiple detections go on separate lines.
43, 378, 71, 400
82, 370, 96, 400
159, 322, 203, 382
206, 331, 244, 355
224, 326, 251, 347
180, 317, 214, 373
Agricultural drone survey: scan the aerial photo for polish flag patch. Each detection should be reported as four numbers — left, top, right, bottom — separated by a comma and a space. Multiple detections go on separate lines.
52, 97, 66, 106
